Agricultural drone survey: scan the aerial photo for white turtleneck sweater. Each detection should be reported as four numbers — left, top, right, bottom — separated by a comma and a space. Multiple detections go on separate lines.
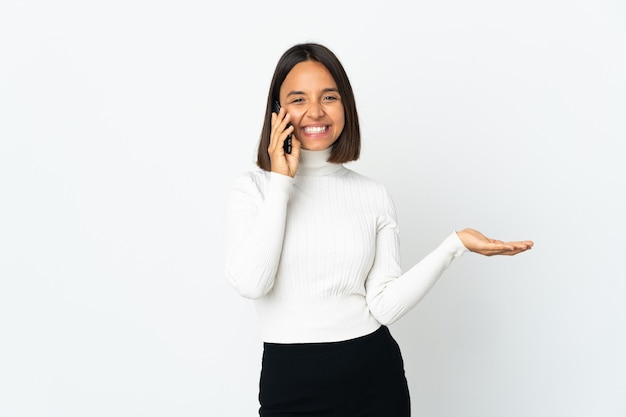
225, 148, 467, 343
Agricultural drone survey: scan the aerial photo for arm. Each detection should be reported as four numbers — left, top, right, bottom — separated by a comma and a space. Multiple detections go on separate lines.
364, 190, 533, 325
365, 222, 466, 325
224, 172, 294, 299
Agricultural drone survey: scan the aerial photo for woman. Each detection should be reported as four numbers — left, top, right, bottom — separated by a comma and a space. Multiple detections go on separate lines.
225, 42, 533, 417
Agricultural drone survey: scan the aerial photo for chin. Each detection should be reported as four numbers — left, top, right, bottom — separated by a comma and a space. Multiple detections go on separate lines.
302, 145, 328, 151
301, 140, 335, 151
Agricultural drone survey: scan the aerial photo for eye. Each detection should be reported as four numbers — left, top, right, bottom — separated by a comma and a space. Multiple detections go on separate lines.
323, 95, 340, 102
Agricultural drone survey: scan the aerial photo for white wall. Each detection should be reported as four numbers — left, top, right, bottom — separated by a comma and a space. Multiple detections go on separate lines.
1, 1, 624, 416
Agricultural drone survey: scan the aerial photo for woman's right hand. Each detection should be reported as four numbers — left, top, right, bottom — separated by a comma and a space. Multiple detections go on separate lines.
269, 108, 300, 177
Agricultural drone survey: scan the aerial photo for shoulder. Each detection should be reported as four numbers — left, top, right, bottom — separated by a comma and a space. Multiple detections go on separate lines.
343, 168, 392, 195
227, 168, 271, 200
230, 168, 271, 189
341, 168, 396, 208
235, 167, 270, 183
229, 168, 295, 201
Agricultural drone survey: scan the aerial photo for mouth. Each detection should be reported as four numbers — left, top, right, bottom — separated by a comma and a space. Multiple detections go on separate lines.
303, 125, 329, 135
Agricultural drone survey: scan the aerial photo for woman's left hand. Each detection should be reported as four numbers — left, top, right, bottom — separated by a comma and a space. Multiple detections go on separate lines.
456, 228, 534, 256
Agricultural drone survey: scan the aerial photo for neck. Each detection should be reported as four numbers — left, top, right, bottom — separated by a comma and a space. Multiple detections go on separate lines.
297, 147, 345, 177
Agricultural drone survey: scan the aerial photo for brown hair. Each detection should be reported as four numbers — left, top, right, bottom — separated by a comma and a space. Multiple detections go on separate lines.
256, 43, 361, 170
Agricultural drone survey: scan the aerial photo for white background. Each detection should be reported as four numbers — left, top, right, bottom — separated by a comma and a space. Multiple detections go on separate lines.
1, 0, 625, 416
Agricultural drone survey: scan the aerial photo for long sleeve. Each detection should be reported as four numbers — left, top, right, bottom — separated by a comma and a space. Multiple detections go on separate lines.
365, 191, 467, 325
225, 148, 467, 343
224, 171, 294, 299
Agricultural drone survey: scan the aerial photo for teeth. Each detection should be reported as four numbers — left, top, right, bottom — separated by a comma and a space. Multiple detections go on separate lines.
304, 126, 327, 134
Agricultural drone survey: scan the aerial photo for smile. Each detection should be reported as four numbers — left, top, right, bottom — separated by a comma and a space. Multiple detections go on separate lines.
303, 126, 328, 134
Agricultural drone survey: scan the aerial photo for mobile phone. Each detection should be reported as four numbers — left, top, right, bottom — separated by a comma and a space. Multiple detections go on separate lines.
272, 100, 292, 154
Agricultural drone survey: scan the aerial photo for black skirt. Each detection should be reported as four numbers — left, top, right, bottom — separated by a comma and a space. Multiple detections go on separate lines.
259, 325, 410, 417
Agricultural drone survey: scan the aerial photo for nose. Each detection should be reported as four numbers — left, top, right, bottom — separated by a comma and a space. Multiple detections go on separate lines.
307, 100, 325, 119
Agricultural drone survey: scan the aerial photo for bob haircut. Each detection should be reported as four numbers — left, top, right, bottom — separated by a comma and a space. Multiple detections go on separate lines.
256, 43, 361, 171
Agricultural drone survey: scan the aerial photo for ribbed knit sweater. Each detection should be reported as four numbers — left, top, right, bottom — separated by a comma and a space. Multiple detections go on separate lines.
225, 147, 467, 343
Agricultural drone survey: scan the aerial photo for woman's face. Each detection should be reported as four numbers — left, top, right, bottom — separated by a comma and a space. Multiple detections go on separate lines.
279, 60, 345, 151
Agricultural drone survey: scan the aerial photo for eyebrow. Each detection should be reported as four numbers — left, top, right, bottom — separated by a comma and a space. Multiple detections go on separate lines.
286, 87, 340, 97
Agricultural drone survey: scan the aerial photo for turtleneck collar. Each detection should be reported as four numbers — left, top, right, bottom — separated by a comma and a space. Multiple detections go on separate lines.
297, 147, 346, 177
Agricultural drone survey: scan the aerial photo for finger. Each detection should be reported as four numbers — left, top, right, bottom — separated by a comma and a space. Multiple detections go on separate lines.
287, 135, 302, 160
489, 246, 533, 256
479, 244, 530, 256
269, 114, 288, 154
270, 112, 292, 153
500, 248, 531, 256
269, 113, 280, 152
507, 241, 534, 250
486, 242, 517, 251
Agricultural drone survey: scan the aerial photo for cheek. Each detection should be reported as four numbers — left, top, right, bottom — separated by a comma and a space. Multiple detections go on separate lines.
287, 110, 305, 127
334, 110, 346, 132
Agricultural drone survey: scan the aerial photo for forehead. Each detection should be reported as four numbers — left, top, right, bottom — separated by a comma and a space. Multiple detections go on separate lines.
281, 61, 337, 93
